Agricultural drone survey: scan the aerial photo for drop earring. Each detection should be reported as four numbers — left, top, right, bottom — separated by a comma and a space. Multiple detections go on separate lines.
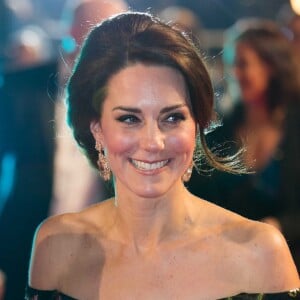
95, 141, 111, 181
182, 161, 193, 182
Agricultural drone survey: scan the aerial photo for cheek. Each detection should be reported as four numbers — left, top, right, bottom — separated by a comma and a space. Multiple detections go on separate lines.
103, 131, 135, 155
258, 70, 270, 89
100, 121, 134, 155
250, 64, 269, 86
167, 129, 196, 156
244, 66, 257, 84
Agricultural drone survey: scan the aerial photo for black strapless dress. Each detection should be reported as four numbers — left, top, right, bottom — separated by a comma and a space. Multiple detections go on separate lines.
25, 286, 300, 299
25, 286, 76, 300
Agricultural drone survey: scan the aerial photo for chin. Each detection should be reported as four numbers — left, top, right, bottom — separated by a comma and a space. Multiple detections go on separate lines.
133, 187, 169, 199
128, 181, 175, 199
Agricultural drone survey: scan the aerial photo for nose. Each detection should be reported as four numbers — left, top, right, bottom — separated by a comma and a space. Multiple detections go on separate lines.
140, 123, 165, 152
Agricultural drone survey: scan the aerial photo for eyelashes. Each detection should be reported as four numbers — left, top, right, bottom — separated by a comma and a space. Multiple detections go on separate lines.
115, 112, 186, 125
116, 114, 140, 124
165, 112, 186, 123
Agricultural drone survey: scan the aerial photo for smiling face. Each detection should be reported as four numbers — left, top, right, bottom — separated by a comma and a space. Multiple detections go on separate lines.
91, 63, 196, 199
234, 42, 272, 104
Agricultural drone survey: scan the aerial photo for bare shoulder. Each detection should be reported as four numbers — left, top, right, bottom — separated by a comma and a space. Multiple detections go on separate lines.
194, 199, 299, 292
244, 220, 300, 291
220, 212, 300, 292
28, 200, 113, 290
28, 213, 85, 289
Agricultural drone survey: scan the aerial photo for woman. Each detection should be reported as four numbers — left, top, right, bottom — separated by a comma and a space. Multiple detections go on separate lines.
188, 20, 300, 271
26, 13, 299, 299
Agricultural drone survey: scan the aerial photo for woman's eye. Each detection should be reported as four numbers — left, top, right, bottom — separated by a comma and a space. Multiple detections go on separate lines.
165, 113, 186, 123
116, 114, 140, 124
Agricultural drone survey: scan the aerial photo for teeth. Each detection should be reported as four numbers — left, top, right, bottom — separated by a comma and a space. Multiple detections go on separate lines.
131, 159, 168, 171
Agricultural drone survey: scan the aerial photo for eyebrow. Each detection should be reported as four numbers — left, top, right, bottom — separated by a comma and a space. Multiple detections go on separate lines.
112, 104, 187, 114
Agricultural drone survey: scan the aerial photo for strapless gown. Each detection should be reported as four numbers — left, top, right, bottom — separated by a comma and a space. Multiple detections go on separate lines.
25, 286, 300, 299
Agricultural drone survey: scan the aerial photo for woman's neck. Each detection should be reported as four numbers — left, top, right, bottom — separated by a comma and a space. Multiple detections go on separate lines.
112, 181, 193, 255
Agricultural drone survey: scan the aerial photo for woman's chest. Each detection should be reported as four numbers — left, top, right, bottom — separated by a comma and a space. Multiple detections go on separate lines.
94, 248, 241, 300
59, 237, 247, 299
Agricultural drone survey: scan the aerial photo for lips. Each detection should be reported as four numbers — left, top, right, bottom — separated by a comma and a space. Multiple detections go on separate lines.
130, 159, 169, 171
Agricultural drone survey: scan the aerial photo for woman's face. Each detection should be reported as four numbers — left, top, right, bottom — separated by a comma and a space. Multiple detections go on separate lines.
91, 63, 196, 199
234, 42, 272, 104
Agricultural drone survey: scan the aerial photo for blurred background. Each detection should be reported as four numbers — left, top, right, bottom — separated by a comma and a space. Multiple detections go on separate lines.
0, 0, 300, 299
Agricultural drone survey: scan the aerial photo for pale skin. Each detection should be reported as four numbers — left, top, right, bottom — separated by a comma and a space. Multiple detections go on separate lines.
28, 64, 299, 300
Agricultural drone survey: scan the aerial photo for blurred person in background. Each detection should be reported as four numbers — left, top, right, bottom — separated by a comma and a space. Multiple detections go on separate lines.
50, 0, 128, 215
158, 5, 203, 39
60, 0, 129, 63
4, 25, 55, 70
187, 19, 300, 271
0, 21, 57, 300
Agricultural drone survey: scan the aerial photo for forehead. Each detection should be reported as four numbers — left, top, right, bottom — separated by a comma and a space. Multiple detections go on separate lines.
105, 63, 190, 107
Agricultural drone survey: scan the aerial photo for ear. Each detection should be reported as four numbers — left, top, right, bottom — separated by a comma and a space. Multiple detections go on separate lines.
90, 120, 104, 145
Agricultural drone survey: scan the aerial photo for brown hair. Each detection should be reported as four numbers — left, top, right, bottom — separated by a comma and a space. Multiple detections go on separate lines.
66, 12, 243, 173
